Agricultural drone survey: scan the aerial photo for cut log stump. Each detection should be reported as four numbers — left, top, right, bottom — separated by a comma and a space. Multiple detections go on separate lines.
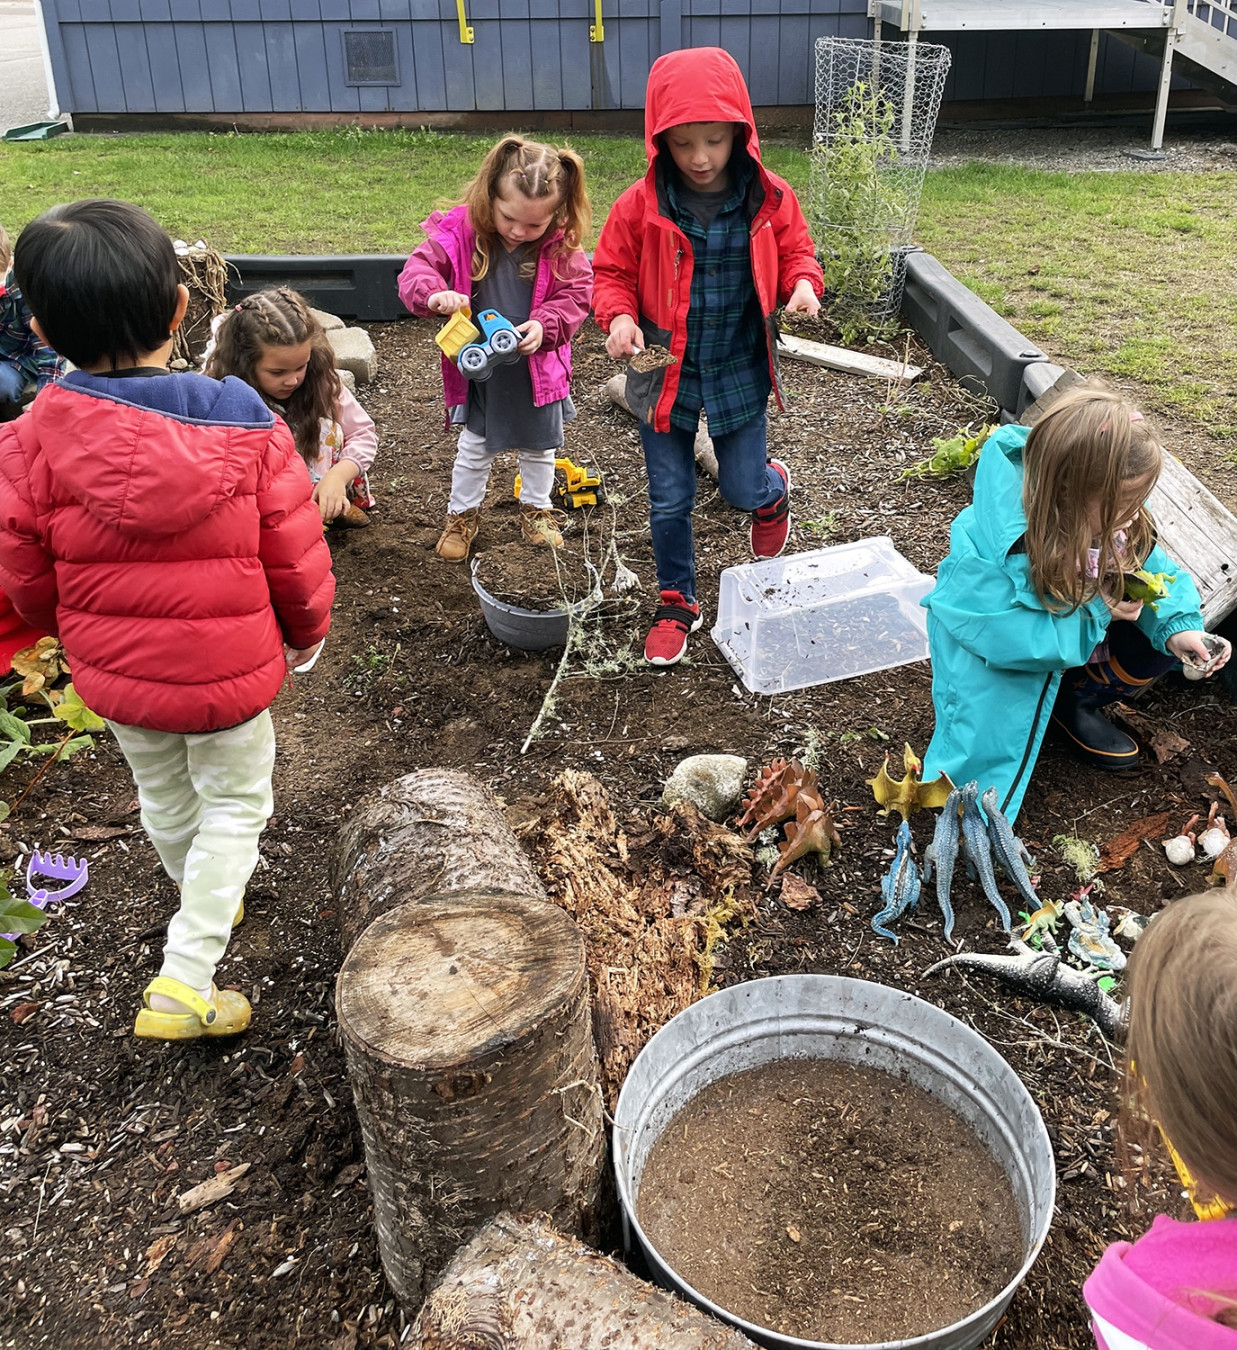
331, 768, 546, 953
336, 889, 606, 1314
412, 1213, 758, 1349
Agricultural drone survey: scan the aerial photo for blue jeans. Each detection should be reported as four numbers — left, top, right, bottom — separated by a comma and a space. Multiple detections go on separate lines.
0, 361, 26, 406
639, 410, 781, 603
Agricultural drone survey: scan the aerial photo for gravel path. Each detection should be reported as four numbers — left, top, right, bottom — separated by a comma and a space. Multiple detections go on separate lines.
929, 117, 1237, 171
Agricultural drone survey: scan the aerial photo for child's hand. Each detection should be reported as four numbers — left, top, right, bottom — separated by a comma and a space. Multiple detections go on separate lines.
785, 279, 821, 318
606, 315, 645, 360
1105, 596, 1144, 623
284, 639, 324, 670
428, 290, 470, 315
516, 319, 544, 355
1169, 630, 1231, 673
312, 462, 357, 522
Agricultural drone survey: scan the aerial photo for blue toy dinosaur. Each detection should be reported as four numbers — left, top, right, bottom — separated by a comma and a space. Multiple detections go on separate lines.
922, 785, 961, 943
959, 781, 1012, 933
872, 820, 920, 944
981, 786, 1040, 911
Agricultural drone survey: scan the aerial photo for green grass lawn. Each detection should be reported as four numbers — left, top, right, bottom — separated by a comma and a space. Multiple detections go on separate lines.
2, 127, 1235, 433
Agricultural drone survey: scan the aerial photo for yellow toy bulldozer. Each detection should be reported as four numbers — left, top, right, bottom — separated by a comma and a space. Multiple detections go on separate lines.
513, 456, 604, 509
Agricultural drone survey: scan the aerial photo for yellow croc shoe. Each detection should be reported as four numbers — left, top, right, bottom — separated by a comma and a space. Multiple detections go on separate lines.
133, 977, 252, 1040
232, 898, 244, 928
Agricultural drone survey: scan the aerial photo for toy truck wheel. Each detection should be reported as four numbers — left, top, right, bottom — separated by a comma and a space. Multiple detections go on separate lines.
459, 346, 489, 377
490, 328, 519, 356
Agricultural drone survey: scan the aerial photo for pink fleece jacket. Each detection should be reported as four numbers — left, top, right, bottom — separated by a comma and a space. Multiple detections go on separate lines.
1085, 1214, 1237, 1350
397, 205, 593, 420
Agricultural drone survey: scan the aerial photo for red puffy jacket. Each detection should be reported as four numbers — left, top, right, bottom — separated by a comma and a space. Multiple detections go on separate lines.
0, 371, 335, 733
592, 46, 824, 432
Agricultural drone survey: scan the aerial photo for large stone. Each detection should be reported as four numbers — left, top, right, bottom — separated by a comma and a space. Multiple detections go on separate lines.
336, 368, 356, 395
326, 326, 377, 384
662, 754, 748, 823
311, 307, 346, 331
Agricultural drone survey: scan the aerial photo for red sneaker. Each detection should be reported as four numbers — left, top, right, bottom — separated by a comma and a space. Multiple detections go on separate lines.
751, 460, 791, 559
644, 590, 703, 667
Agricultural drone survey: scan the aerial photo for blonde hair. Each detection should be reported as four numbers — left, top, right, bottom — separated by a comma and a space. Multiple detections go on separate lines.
204, 286, 339, 468
0, 223, 11, 277
1122, 890, 1237, 1209
1022, 386, 1161, 611
461, 135, 590, 282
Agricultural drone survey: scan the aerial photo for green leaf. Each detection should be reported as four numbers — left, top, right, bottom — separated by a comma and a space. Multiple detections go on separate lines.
0, 937, 16, 969
0, 739, 26, 774
0, 894, 50, 935
52, 684, 105, 733
57, 736, 94, 759
0, 710, 31, 744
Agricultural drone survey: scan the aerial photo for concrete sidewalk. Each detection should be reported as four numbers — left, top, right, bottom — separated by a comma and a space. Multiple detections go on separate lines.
0, 1, 55, 136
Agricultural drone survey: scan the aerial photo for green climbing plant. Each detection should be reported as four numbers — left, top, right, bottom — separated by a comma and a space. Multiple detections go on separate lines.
812, 81, 910, 346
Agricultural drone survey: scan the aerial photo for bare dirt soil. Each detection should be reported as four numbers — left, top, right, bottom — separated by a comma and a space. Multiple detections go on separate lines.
2, 313, 1233, 1350
637, 1057, 1023, 1343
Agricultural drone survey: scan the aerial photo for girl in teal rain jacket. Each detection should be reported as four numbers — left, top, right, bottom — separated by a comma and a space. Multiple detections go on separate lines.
922, 387, 1228, 824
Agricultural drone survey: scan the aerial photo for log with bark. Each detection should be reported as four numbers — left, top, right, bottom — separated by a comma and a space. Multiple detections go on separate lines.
336, 888, 607, 1313
331, 767, 546, 953
411, 1212, 757, 1349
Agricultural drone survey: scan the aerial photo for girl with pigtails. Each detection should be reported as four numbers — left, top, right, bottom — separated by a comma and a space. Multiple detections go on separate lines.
398, 135, 593, 562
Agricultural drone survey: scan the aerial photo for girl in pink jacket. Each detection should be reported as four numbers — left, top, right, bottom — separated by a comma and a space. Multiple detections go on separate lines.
207, 286, 379, 528
1084, 890, 1237, 1348
398, 136, 593, 563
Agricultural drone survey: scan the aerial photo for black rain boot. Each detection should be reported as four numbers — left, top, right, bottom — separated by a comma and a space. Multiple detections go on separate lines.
1051, 621, 1176, 771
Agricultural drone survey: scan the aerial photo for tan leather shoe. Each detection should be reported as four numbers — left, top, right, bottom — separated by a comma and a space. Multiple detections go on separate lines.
436, 509, 481, 563
332, 501, 371, 528
520, 506, 566, 549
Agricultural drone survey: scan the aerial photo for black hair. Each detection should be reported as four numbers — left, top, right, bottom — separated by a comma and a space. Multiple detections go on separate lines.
13, 199, 180, 369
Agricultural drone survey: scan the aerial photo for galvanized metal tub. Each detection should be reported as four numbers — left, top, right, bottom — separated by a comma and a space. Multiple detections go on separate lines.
613, 974, 1055, 1350
471, 559, 599, 651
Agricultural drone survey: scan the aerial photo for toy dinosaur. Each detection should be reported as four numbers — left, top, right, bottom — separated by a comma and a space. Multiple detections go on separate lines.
1018, 897, 1064, 946
921, 786, 962, 943
1064, 888, 1126, 972
959, 781, 1012, 932
872, 820, 920, 944
981, 787, 1040, 911
867, 743, 954, 823
767, 793, 842, 889
925, 939, 1126, 1040
734, 758, 815, 840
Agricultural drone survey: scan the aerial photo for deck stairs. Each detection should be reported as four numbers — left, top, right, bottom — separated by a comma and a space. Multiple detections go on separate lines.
872, 1, 1237, 146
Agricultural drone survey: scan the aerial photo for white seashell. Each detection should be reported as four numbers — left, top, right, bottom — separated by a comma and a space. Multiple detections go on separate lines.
1163, 835, 1196, 866
1198, 827, 1230, 859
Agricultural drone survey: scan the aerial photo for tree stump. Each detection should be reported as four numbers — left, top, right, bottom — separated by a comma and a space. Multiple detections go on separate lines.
336, 888, 606, 1313
331, 767, 546, 953
412, 1213, 757, 1349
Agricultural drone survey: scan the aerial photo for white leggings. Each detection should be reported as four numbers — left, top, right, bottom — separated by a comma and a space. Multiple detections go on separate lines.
449, 427, 557, 513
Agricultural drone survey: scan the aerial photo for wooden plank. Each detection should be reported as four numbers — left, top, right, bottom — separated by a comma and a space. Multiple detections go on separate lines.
1147, 453, 1237, 626
775, 331, 924, 383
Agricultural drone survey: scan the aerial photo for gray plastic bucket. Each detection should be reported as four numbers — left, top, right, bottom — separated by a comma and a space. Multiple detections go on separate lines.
613, 975, 1055, 1350
471, 559, 599, 651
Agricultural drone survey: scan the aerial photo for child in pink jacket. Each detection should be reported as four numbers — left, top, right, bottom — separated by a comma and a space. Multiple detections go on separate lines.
398, 135, 593, 562
1084, 891, 1237, 1348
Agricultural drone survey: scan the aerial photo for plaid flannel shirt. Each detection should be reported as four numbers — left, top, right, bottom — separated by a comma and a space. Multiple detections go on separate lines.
0, 270, 65, 392
666, 163, 770, 437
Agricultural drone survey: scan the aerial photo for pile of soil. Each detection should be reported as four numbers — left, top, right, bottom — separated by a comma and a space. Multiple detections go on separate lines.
637, 1058, 1023, 1343
471, 533, 597, 612
1, 311, 1231, 1349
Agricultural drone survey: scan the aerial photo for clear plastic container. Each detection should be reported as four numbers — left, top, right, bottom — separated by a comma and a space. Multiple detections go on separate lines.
710, 537, 934, 694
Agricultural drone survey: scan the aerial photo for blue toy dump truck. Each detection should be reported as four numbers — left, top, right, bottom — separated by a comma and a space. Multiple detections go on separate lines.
456, 309, 522, 381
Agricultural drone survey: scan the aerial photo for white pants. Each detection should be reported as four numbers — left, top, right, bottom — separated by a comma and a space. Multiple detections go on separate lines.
108, 712, 275, 992
449, 427, 556, 512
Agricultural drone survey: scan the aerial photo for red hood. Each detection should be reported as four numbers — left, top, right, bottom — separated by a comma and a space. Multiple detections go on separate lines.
29, 383, 262, 539
644, 47, 761, 167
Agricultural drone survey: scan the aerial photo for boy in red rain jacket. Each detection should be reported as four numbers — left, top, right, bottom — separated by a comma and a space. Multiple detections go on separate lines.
593, 46, 824, 666
0, 200, 334, 1041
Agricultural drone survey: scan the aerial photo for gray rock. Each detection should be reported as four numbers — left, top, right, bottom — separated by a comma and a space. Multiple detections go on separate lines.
662, 754, 748, 822
337, 368, 356, 395
326, 326, 377, 383
311, 307, 346, 331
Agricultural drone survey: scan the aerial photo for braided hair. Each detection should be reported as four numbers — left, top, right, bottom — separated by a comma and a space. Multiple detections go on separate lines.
205, 286, 340, 467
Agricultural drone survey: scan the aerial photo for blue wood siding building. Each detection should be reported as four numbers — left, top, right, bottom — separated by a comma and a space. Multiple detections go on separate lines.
38, 1, 1178, 119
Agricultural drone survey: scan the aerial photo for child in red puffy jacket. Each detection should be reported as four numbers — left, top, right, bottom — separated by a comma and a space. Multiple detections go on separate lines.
0, 200, 335, 1041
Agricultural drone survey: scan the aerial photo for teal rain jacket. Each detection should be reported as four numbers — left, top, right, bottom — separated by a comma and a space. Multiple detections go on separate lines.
921, 423, 1203, 823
